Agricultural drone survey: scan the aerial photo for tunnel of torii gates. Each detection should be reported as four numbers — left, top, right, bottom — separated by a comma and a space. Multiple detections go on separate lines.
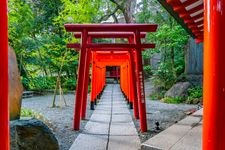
64, 24, 158, 132
1, 0, 225, 149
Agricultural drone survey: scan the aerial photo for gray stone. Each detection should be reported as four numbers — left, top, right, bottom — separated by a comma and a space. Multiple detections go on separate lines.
10, 118, 59, 150
150, 53, 161, 70
186, 74, 203, 87
165, 82, 191, 98
185, 37, 203, 75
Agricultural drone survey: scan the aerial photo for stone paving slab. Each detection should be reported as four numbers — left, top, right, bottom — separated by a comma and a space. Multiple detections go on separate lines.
69, 134, 108, 150
83, 120, 109, 135
110, 122, 138, 136
111, 114, 133, 123
70, 84, 140, 150
141, 108, 203, 150
108, 135, 141, 150
89, 113, 111, 123
170, 122, 202, 150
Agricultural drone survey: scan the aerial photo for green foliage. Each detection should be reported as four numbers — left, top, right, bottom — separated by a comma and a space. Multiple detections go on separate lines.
136, 0, 189, 91
161, 96, 185, 104
150, 90, 166, 100
63, 78, 76, 90
143, 65, 152, 77
186, 87, 203, 104
54, 0, 103, 24
152, 62, 176, 89
21, 108, 38, 117
8, 0, 83, 91
187, 86, 203, 99
23, 76, 56, 91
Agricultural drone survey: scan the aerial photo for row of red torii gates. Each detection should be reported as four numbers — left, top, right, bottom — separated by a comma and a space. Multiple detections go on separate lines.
1, 0, 225, 149
64, 24, 157, 132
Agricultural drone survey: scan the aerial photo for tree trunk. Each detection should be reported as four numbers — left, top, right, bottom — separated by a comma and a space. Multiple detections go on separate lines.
109, 0, 137, 23
123, 0, 136, 23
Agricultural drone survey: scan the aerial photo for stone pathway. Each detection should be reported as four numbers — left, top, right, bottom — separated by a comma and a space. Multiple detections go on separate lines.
69, 84, 140, 150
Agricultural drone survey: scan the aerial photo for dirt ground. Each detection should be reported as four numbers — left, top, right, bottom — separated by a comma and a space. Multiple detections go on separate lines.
22, 81, 199, 150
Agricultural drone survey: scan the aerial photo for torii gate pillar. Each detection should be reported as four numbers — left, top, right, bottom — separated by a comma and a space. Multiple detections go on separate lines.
203, 0, 225, 149
0, 1, 9, 149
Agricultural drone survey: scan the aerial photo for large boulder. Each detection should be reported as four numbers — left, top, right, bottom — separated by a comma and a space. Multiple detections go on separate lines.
165, 82, 191, 98
10, 118, 59, 150
8, 46, 23, 120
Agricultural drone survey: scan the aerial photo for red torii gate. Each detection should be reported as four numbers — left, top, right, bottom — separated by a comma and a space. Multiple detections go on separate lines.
92, 52, 135, 111
64, 24, 157, 132
2, 1, 225, 149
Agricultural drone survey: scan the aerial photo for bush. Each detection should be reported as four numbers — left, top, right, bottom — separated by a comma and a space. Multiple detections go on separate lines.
143, 65, 152, 77
161, 96, 185, 104
63, 78, 76, 90
186, 86, 203, 104
21, 108, 36, 117
23, 76, 55, 90
152, 62, 176, 90
187, 86, 202, 99
21, 77, 29, 89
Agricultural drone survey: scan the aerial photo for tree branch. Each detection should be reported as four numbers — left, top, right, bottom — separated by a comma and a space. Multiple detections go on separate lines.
109, 0, 125, 12
98, 6, 120, 22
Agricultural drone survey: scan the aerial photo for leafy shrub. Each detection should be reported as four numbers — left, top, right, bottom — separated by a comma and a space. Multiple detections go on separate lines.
186, 86, 203, 104
21, 108, 36, 117
21, 77, 29, 89
28, 76, 55, 90
63, 78, 76, 90
143, 65, 152, 77
161, 96, 185, 104
187, 86, 202, 99
152, 62, 176, 90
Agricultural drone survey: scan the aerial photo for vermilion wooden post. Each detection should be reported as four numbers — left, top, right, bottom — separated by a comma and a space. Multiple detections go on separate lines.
203, 0, 225, 149
127, 62, 131, 103
81, 37, 92, 119
96, 65, 100, 97
91, 52, 96, 109
0, 1, 9, 149
128, 37, 139, 119
103, 66, 105, 89
73, 29, 88, 130
134, 31, 147, 132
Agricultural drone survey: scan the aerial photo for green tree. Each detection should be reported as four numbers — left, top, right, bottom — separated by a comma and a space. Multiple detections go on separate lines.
136, 0, 189, 90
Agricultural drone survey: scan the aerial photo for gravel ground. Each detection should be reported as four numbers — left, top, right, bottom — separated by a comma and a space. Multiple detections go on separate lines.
22, 80, 199, 149
22, 94, 93, 150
